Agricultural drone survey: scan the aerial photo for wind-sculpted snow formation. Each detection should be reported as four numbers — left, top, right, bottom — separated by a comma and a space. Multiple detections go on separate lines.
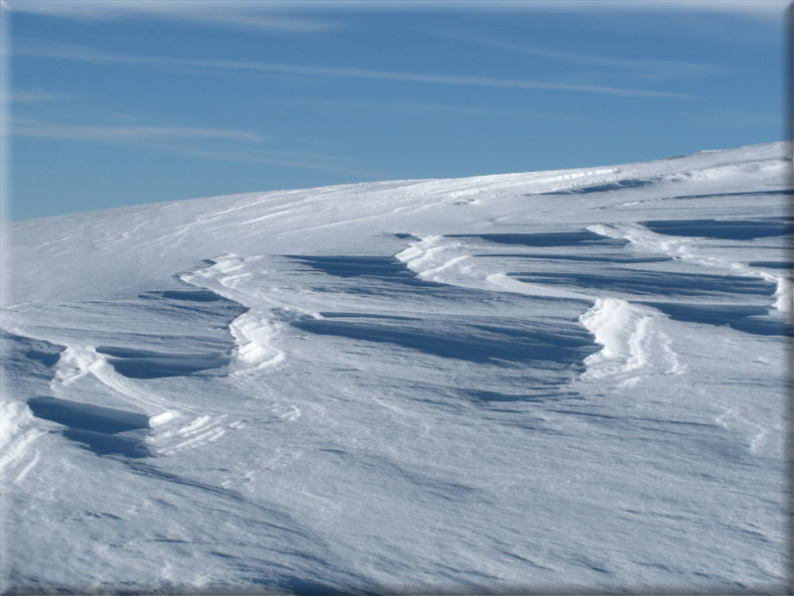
0, 142, 791, 594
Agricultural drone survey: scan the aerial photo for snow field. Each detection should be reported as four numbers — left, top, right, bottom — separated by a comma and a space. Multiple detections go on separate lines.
0, 141, 791, 593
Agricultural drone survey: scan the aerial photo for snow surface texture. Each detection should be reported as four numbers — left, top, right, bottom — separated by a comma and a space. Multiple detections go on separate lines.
0, 142, 792, 594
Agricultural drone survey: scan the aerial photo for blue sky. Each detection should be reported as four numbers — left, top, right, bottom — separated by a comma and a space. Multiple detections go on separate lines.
2, 1, 789, 220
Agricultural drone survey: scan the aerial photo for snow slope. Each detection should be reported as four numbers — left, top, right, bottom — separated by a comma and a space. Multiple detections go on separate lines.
1, 142, 792, 594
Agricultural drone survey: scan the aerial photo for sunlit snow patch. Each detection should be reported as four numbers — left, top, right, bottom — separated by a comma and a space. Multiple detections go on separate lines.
578, 298, 684, 385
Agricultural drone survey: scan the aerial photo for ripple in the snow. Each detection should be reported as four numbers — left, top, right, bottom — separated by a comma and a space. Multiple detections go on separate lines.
510, 269, 776, 298
28, 396, 151, 458
290, 316, 597, 368
96, 346, 232, 379
642, 302, 793, 337
642, 217, 793, 240
448, 230, 627, 248
286, 254, 438, 287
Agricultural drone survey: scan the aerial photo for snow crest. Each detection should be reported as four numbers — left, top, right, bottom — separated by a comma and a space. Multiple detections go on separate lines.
588, 222, 791, 314
0, 400, 43, 484
180, 254, 288, 374
579, 298, 685, 385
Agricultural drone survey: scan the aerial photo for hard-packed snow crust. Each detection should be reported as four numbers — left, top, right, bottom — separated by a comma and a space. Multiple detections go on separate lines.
0, 142, 791, 593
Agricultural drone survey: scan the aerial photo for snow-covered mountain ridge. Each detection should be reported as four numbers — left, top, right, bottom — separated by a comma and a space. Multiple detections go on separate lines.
1, 142, 792, 594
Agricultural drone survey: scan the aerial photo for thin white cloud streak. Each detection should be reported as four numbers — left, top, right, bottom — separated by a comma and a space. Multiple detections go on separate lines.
442, 34, 731, 81
13, 40, 702, 101
6, 1, 339, 33
0, 88, 63, 102
8, 115, 379, 177
282, 98, 593, 124
517, 1, 788, 20
128, 1, 785, 21
681, 110, 781, 128
174, 146, 383, 178
12, 117, 266, 142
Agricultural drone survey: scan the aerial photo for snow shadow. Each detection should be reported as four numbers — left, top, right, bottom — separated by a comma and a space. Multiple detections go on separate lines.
60, 429, 151, 458
139, 288, 248, 317
467, 388, 582, 403
448, 230, 627, 248
0, 332, 64, 381
318, 311, 422, 321
28, 396, 149, 433
748, 260, 794, 270
643, 302, 793, 337
264, 577, 378, 596
290, 318, 596, 368
642, 217, 793, 240
28, 396, 151, 458
144, 289, 230, 302
669, 189, 793, 200
286, 255, 439, 287
86, 284, 249, 379
543, 178, 656, 195
476, 253, 672, 264
510, 269, 776, 298
96, 346, 231, 379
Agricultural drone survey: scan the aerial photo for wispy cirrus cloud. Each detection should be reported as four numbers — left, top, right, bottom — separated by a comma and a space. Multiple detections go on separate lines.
0, 88, 65, 102
44, 0, 780, 20
278, 0, 788, 20
441, 33, 732, 81
5, 1, 339, 34
681, 110, 781, 128
174, 146, 384, 178
8, 115, 380, 177
508, 0, 788, 20
11, 116, 266, 143
280, 98, 593, 124
13, 39, 702, 101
